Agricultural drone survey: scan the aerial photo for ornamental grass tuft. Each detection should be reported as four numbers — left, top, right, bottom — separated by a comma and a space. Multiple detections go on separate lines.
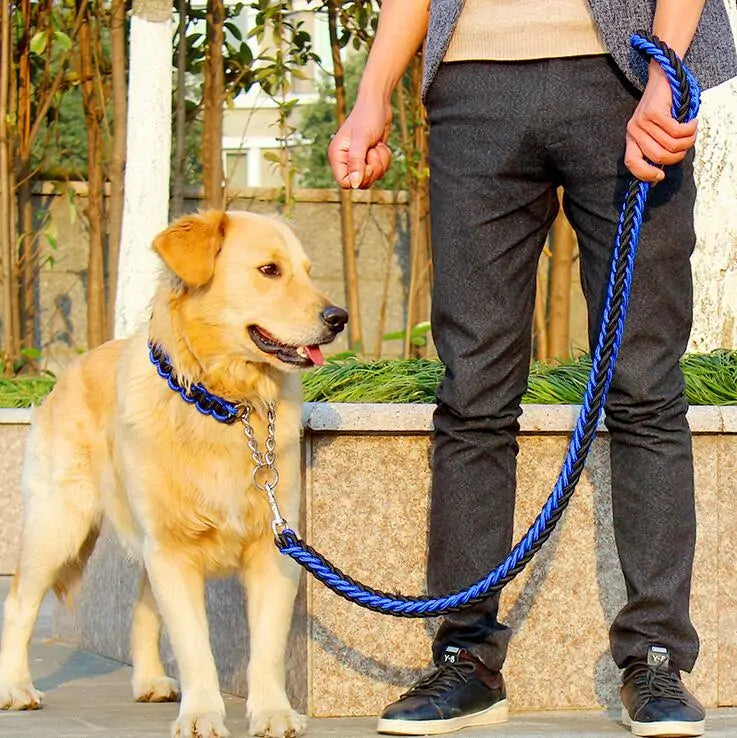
0, 376, 57, 409
302, 350, 737, 406
1, 351, 735, 408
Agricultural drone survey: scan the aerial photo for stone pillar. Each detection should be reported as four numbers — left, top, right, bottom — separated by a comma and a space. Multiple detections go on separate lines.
114, 0, 172, 338
690, 6, 737, 351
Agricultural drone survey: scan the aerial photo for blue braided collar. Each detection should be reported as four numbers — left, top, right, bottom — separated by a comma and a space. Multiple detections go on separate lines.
148, 342, 243, 424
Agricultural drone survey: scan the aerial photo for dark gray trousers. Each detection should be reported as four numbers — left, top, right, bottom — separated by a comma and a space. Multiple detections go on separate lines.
425, 55, 699, 673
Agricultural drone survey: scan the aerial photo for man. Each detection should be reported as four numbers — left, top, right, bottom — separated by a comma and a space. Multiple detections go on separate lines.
328, 1, 737, 735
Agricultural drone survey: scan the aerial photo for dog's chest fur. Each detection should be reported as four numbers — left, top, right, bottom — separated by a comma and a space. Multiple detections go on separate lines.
164, 442, 272, 572
118, 388, 298, 574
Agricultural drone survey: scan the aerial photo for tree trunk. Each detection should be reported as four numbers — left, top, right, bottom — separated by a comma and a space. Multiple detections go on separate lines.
170, 0, 188, 218
16, 180, 35, 349
79, 4, 106, 348
328, 1, 362, 352
533, 250, 549, 361
7, 163, 21, 358
0, 1, 18, 368
373, 198, 400, 357
106, 0, 127, 338
398, 56, 431, 358
202, 0, 224, 210
7, 7, 21, 361
115, 0, 172, 338
2, 0, 87, 366
548, 200, 574, 360
16, 0, 35, 350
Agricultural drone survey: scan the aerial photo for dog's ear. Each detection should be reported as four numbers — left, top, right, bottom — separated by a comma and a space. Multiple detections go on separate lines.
153, 210, 229, 288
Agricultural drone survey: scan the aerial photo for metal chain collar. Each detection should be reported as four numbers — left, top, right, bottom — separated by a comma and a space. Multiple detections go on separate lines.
238, 401, 287, 535
148, 341, 288, 536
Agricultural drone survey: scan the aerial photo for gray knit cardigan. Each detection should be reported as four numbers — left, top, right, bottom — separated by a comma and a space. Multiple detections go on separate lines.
424, 0, 737, 98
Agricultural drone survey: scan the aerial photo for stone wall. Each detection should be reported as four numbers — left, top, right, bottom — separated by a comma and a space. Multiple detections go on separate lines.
26, 186, 417, 373
299, 404, 737, 716
0, 404, 732, 715
20, 184, 594, 373
0, 412, 29, 575
12, 150, 737, 376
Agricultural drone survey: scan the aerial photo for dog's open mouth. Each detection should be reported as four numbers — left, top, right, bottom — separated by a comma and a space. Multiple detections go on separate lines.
248, 325, 325, 367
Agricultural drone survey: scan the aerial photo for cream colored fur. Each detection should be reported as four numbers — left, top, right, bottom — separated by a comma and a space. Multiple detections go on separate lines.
0, 211, 343, 738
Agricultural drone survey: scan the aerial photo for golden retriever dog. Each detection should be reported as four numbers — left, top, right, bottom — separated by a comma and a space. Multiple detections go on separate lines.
0, 211, 347, 737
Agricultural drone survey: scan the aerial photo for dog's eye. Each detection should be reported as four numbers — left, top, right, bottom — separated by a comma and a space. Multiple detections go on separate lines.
258, 263, 281, 278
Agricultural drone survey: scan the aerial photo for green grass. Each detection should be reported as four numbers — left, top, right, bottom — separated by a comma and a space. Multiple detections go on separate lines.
1, 351, 736, 408
302, 350, 737, 406
0, 376, 57, 409
302, 358, 443, 404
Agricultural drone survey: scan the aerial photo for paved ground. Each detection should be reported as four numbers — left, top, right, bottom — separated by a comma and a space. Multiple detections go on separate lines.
2, 578, 737, 737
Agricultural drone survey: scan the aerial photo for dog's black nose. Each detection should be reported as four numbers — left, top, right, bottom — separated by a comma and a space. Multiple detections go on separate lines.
321, 306, 348, 332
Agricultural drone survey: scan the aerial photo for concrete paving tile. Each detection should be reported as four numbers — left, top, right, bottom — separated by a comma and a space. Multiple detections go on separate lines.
2, 626, 737, 737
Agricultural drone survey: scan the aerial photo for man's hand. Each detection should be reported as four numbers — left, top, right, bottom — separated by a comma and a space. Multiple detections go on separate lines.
328, 98, 394, 189
625, 63, 698, 183
325, 0, 429, 189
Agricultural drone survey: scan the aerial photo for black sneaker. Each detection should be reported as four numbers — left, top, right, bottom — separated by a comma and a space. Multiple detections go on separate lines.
621, 646, 705, 737
376, 646, 508, 735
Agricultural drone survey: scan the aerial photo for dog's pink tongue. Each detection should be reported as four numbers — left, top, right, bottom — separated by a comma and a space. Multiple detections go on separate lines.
306, 345, 324, 366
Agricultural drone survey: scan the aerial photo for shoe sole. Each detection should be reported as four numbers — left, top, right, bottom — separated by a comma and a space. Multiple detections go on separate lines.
621, 707, 705, 736
376, 699, 508, 735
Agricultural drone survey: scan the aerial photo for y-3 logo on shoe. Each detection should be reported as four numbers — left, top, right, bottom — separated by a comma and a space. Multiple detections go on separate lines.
442, 646, 461, 664
647, 645, 669, 669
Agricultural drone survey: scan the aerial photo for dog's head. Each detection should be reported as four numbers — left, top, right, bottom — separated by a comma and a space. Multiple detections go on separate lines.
152, 210, 347, 371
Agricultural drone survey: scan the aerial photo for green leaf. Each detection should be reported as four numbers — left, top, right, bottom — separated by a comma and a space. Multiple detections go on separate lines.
410, 321, 432, 339
20, 347, 42, 361
53, 31, 72, 52
237, 41, 253, 65
225, 22, 242, 41
30, 31, 48, 55
66, 188, 77, 225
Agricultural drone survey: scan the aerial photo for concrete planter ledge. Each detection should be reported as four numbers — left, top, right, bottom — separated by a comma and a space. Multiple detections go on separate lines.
301, 402, 737, 434
1, 402, 737, 718
4, 403, 736, 432
0, 408, 33, 424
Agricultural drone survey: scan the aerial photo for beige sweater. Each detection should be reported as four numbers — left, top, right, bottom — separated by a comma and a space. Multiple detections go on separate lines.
444, 0, 607, 62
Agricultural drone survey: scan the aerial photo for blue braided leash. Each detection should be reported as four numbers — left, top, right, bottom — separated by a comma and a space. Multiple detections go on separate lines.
272, 33, 702, 617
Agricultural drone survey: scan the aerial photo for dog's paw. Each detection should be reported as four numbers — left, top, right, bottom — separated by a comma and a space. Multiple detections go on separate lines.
171, 712, 230, 738
134, 675, 180, 703
0, 682, 43, 710
249, 708, 307, 738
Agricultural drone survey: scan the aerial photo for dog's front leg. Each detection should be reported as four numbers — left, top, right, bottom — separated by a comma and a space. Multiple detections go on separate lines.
242, 537, 306, 738
130, 570, 180, 703
145, 546, 228, 738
